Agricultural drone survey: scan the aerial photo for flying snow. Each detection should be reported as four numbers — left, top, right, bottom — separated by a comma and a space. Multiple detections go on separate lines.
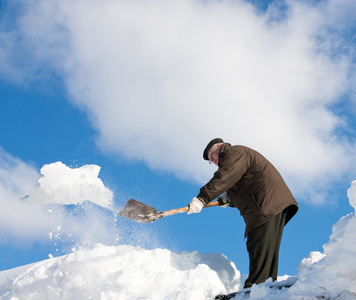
23, 162, 113, 208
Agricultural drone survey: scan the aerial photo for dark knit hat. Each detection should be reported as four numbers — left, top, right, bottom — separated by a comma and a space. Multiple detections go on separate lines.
203, 138, 224, 160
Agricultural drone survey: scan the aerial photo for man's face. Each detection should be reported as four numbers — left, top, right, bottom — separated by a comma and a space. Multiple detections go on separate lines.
208, 143, 222, 166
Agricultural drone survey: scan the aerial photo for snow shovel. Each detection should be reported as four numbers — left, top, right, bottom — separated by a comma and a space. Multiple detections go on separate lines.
118, 199, 220, 223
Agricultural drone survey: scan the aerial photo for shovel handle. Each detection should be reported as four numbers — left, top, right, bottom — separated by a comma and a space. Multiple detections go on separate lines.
159, 200, 219, 218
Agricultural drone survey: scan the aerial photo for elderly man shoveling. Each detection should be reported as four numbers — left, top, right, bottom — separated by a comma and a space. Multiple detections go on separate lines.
188, 138, 298, 289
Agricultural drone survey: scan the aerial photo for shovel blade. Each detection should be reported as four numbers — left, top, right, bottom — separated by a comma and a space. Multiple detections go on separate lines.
118, 199, 158, 223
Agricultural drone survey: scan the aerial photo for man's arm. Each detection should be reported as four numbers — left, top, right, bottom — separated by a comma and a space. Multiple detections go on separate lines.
198, 149, 249, 204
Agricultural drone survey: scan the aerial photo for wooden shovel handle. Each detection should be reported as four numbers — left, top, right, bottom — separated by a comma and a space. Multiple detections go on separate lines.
159, 200, 219, 218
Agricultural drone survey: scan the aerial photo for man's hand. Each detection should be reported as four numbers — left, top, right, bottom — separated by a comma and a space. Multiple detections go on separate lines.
217, 193, 230, 208
187, 197, 205, 214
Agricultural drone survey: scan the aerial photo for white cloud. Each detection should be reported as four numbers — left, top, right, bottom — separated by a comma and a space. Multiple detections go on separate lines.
0, 148, 54, 244
2, 0, 356, 204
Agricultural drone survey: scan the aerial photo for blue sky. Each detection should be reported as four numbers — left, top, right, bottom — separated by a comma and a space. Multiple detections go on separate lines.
1, 0, 356, 277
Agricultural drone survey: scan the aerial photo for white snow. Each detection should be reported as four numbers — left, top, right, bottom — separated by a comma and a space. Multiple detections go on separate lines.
1, 166, 356, 299
23, 162, 113, 208
286, 180, 356, 299
0, 245, 240, 300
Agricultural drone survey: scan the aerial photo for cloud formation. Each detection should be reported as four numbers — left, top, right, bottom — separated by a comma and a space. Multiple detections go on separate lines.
0, 147, 52, 244
1, 0, 356, 203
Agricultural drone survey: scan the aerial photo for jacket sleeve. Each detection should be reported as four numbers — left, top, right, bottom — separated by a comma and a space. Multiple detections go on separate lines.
198, 146, 250, 204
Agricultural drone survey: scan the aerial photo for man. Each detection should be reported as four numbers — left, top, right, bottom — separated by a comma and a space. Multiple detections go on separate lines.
188, 138, 298, 288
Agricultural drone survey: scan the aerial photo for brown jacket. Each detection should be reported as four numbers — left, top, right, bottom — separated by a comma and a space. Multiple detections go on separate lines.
198, 143, 298, 237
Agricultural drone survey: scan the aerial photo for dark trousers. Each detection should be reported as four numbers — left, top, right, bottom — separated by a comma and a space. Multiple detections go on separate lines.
243, 209, 287, 288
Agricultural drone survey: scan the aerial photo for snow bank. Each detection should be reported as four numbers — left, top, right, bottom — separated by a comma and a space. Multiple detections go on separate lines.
287, 180, 356, 299
0, 244, 240, 300
23, 162, 113, 208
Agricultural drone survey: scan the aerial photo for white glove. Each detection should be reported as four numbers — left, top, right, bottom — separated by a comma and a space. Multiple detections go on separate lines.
217, 193, 230, 208
187, 197, 205, 214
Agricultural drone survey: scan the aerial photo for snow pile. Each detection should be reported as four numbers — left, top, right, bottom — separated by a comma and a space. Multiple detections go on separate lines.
297, 251, 326, 273
24, 162, 113, 208
0, 244, 240, 300
287, 180, 356, 299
